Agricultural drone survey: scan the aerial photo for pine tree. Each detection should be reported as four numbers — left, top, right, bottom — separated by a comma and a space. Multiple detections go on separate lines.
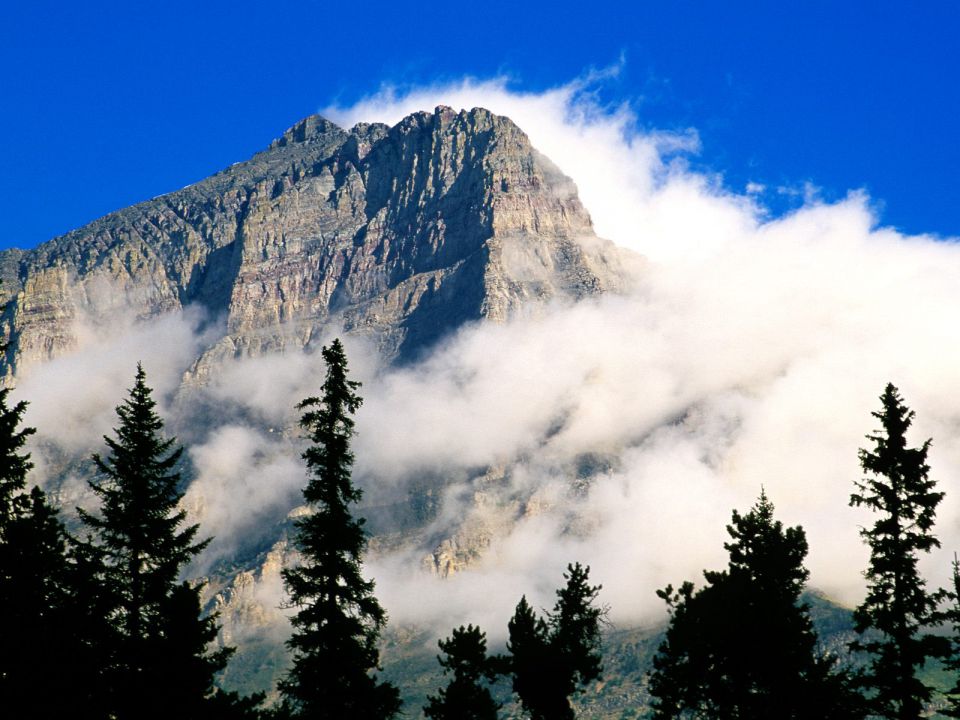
278, 338, 400, 719
506, 563, 604, 720
507, 595, 554, 719
0, 388, 109, 717
551, 563, 604, 699
940, 554, 960, 717
849, 383, 948, 719
0, 395, 64, 703
0, 387, 34, 524
79, 364, 239, 719
424, 624, 500, 720
0, 485, 91, 715
649, 490, 864, 720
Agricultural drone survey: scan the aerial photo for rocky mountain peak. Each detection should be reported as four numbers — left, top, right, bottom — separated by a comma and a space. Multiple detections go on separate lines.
0, 107, 632, 379
269, 114, 344, 149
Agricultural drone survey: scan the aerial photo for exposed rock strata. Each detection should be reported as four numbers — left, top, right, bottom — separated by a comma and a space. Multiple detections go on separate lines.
0, 106, 629, 379
3, 107, 638, 696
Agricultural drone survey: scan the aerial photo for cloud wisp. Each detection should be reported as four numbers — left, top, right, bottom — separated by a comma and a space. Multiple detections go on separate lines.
329, 75, 960, 630
15, 73, 960, 641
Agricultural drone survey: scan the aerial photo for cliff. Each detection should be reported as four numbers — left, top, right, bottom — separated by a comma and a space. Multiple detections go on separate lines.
0, 106, 628, 378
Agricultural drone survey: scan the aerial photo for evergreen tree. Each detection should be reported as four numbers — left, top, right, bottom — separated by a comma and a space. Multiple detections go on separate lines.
552, 563, 604, 697
278, 338, 400, 719
849, 383, 947, 719
0, 388, 109, 717
153, 581, 264, 717
79, 364, 240, 719
649, 490, 864, 720
507, 595, 554, 719
0, 387, 34, 524
940, 554, 960, 718
424, 624, 500, 720
506, 563, 604, 720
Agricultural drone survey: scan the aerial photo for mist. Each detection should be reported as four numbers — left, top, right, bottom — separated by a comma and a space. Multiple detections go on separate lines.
15, 73, 960, 642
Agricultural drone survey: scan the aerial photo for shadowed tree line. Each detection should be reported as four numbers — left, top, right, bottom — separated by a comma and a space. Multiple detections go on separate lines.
0, 362, 264, 719
3, 333, 960, 719
0, 339, 603, 720
648, 383, 960, 720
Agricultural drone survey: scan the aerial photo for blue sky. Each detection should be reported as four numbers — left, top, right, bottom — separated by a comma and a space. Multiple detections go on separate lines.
1, 0, 958, 249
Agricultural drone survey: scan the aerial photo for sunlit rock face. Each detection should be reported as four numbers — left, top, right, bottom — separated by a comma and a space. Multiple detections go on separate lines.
0, 105, 629, 380
0, 107, 640, 706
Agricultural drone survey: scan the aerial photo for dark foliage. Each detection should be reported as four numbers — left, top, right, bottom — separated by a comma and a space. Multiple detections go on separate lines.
79, 364, 247, 719
0, 387, 34, 519
424, 624, 500, 720
649, 490, 865, 719
849, 383, 948, 719
506, 562, 604, 720
278, 338, 400, 719
0, 387, 110, 717
940, 555, 960, 717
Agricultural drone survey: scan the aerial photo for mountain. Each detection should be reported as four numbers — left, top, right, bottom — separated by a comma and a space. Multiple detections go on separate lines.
0, 105, 628, 379
0, 105, 875, 718
0, 106, 644, 709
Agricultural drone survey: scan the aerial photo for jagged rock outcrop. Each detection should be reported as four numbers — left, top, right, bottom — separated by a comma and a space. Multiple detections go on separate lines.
0, 106, 628, 379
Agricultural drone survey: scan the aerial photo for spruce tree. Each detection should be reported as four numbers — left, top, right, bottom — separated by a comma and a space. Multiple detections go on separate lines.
552, 563, 604, 698
506, 563, 604, 720
649, 490, 864, 720
507, 595, 554, 718
0, 387, 34, 523
849, 383, 947, 719
79, 364, 238, 720
0, 388, 109, 717
424, 624, 500, 720
941, 554, 960, 718
278, 338, 400, 719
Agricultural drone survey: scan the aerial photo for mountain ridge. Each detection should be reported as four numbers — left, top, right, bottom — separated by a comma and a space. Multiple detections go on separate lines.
0, 106, 647, 710
0, 105, 631, 380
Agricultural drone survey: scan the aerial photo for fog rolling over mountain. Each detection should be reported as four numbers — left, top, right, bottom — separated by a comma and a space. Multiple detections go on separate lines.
8, 90, 960, 713
0, 105, 638, 698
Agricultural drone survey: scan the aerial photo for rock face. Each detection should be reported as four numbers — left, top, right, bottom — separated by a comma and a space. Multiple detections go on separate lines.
0, 106, 627, 378
1, 107, 636, 702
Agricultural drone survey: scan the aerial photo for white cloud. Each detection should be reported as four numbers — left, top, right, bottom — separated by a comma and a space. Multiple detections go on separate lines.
17, 72, 960, 643
184, 425, 304, 573
19, 306, 215, 496
323, 75, 960, 629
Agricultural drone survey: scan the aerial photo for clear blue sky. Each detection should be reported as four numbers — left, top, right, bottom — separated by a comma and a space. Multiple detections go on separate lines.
2, 0, 958, 249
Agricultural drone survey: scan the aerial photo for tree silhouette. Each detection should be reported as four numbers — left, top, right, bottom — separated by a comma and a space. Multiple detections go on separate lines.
506, 563, 604, 719
0, 386, 112, 716
0, 387, 34, 521
278, 338, 400, 719
940, 554, 960, 718
849, 383, 947, 719
650, 490, 864, 719
79, 364, 241, 719
424, 624, 500, 720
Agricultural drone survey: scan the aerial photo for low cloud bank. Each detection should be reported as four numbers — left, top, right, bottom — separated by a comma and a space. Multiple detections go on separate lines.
14, 74, 960, 641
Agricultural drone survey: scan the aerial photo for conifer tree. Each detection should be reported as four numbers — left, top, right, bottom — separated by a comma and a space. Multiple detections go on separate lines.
506, 563, 604, 720
80, 364, 240, 720
552, 563, 604, 696
424, 624, 500, 720
849, 383, 947, 719
507, 595, 554, 718
649, 490, 864, 720
0, 388, 108, 717
278, 338, 400, 719
0, 387, 34, 524
940, 554, 960, 718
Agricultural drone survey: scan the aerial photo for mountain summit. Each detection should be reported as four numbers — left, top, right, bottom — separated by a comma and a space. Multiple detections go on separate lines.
0, 106, 628, 378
